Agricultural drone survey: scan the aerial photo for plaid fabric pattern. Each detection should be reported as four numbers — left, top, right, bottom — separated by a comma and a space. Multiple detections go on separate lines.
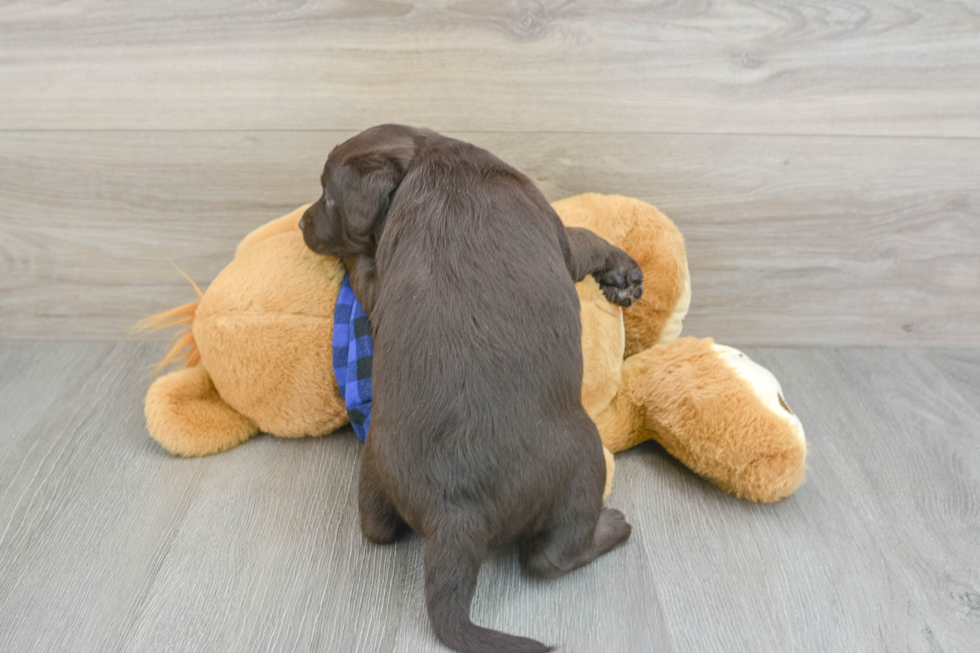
332, 274, 373, 442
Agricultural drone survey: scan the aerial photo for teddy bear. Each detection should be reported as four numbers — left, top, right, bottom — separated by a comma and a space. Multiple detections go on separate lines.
141, 194, 806, 503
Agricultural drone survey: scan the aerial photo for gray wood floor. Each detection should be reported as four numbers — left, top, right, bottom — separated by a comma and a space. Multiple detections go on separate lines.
1, 342, 977, 652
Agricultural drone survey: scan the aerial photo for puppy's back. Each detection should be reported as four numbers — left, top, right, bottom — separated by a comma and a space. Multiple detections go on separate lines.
371, 138, 586, 507
366, 135, 604, 653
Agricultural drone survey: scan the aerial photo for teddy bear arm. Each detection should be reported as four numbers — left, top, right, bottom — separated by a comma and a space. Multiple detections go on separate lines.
616, 338, 807, 502
593, 382, 655, 454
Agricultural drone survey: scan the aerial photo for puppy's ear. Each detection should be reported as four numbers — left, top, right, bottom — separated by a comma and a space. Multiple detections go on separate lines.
336, 136, 415, 249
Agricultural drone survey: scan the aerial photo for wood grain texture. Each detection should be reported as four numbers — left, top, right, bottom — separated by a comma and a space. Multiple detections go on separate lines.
1, 0, 979, 136
1, 342, 978, 652
1, 130, 978, 345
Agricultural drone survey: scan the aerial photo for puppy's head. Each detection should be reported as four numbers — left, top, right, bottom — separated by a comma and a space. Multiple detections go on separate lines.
301, 124, 418, 258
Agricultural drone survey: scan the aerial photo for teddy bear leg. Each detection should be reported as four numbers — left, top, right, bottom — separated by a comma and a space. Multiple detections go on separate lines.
145, 365, 259, 456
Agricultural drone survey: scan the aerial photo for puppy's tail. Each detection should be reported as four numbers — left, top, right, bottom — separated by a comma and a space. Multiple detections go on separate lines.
424, 529, 554, 653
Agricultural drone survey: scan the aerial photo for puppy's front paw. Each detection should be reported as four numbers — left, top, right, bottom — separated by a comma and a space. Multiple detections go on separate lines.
595, 253, 644, 307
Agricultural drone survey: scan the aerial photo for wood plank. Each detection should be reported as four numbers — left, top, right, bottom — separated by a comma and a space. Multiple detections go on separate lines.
2, 343, 978, 651
0, 342, 114, 494
0, 341, 215, 652
617, 346, 980, 652
2, 130, 978, 345
748, 347, 980, 653
1, 1, 979, 136
917, 348, 980, 413
0, 340, 668, 652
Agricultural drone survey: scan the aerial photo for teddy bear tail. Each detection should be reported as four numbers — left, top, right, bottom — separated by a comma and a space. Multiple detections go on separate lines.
145, 366, 259, 456
134, 265, 204, 373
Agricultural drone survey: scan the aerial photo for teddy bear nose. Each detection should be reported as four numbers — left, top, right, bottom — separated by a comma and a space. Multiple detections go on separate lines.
298, 217, 305, 231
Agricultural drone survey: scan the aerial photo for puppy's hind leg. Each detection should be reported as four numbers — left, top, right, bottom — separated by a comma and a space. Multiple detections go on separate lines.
522, 448, 631, 580
358, 447, 408, 545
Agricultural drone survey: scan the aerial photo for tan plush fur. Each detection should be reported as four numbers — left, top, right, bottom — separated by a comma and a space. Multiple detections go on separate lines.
594, 338, 806, 502
144, 205, 348, 456
143, 194, 806, 502
195, 211, 349, 439
553, 194, 689, 357
577, 275, 625, 424
145, 365, 258, 456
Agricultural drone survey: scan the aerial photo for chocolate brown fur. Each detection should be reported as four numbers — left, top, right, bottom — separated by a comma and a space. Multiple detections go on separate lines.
301, 125, 641, 653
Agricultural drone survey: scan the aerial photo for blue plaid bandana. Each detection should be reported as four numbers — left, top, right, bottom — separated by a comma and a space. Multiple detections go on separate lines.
332, 274, 373, 442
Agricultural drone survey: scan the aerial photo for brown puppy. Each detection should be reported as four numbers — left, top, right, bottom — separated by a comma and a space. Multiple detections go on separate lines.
301, 125, 642, 653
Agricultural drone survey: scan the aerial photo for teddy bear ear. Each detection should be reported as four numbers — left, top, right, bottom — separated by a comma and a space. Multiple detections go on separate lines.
236, 204, 311, 258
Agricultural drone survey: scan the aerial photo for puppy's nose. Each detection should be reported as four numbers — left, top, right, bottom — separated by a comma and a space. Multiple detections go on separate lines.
298, 217, 305, 231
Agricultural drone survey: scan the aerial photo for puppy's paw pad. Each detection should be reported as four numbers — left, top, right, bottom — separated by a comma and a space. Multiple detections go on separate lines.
597, 257, 644, 308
